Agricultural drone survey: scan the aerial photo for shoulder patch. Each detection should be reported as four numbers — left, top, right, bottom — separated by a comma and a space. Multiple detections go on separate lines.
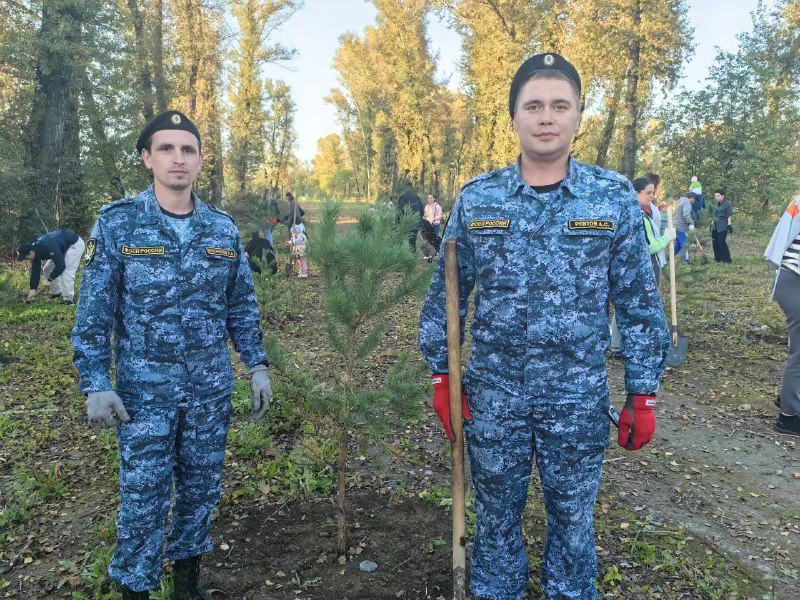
83, 238, 97, 265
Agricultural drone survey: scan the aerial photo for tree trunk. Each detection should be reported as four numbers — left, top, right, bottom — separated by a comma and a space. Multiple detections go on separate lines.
354, 101, 371, 199
336, 426, 349, 556
621, 0, 642, 180
58, 81, 85, 233
484, 113, 497, 172
127, 0, 154, 120
152, 0, 167, 112
424, 132, 438, 196
237, 138, 249, 193
595, 79, 624, 168
206, 113, 224, 206
23, 0, 83, 239
184, 1, 198, 114
339, 130, 361, 197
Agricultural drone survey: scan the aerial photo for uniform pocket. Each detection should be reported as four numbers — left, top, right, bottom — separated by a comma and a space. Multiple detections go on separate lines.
470, 228, 520, 290
123, 252, 176, 309
561, 226, 614, 256
534, 398, 611, 451
560, 227, 613, 299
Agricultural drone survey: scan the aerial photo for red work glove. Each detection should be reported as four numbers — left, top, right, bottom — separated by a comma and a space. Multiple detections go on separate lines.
617, 393, 657, 451
432, 374, 473, 443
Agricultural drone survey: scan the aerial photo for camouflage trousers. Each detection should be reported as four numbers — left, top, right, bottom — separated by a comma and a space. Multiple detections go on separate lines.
463, 379, 609, 600
108, 394, 232, 591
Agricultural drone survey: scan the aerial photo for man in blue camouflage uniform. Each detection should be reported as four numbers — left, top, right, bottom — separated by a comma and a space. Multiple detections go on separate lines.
72, 111, 273, 600
419, 54, 670, 599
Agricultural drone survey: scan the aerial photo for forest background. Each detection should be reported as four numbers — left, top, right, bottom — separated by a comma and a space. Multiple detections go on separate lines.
1, 0, 800, 245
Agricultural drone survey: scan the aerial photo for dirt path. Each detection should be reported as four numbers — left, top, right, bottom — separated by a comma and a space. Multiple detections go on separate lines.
604, 345, 799, 597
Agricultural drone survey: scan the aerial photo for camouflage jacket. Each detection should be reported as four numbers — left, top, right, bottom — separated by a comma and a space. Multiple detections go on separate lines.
419, 157, 670, 400
72, 186, 267, 405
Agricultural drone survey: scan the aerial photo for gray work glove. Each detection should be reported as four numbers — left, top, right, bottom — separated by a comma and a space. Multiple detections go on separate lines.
86, 390, 131, 428
250, 364, 272, 420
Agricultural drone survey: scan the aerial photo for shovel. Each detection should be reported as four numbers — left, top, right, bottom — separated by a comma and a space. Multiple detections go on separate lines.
690, 229, 709, 265
666, 208, 688, 366
443, 240, 467, 600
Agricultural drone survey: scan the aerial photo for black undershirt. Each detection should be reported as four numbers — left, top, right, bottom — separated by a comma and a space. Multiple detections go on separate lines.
531, 180, 563, 194
160, 207, 195, 219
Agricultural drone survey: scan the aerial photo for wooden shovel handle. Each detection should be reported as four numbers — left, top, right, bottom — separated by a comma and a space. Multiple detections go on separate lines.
444, 240, 467, 598
666, 208, 678, 346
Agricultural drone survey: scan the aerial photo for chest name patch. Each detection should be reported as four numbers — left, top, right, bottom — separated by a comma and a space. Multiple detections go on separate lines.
469, 219, 511, 230
121, 245, 165, 256
206, 247, 237, 259
568, 219, 615, 232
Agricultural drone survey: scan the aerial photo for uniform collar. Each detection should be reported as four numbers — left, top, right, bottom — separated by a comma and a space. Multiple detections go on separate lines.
505, 155, 581, 198
141, 185, 211, 229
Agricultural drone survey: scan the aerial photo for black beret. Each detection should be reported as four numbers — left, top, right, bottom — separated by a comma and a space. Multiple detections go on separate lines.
15, 242, 35, 260
509, 53, 582, 117
136, 110, 201, 153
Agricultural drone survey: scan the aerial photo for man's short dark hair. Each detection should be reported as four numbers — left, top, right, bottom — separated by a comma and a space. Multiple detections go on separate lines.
15, 241, 35, 260
714, 188, 725, 196
527, 70, 581, 106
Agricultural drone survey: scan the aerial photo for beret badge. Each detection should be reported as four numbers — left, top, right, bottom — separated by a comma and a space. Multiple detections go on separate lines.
135, 110, 201, 153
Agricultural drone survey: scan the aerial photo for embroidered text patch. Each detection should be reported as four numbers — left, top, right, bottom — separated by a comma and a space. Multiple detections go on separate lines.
121, 245, 165, 256
567, 219, 615, 232
469, 219, 511, 230
206, 247, 237, 259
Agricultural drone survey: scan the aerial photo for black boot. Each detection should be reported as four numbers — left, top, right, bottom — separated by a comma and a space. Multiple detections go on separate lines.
173, 555, 212, 600
120, 586, 150, 600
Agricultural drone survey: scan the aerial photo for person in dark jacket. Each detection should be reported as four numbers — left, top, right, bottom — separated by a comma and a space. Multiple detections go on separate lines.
244, 231, 277, 274
397, 188, 424, 251
688, 191, 705, 223
15, 228, 85, 304
284, 191, 304, 232
711, 189, 733, 263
